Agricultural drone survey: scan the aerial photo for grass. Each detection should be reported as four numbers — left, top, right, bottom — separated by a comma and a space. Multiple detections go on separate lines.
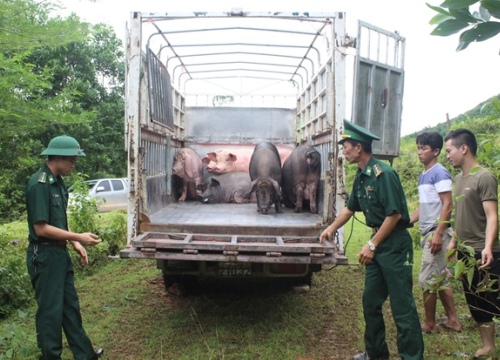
0, 216, 497, 359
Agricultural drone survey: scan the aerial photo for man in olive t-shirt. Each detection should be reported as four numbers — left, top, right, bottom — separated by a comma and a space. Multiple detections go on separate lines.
445, 128, 500, 359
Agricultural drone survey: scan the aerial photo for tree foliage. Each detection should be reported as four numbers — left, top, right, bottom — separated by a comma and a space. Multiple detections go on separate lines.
427, 0, 500, 51
0, 0, 125, 222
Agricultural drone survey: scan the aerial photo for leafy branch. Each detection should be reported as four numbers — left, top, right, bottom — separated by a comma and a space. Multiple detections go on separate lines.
427, 0, 500, 51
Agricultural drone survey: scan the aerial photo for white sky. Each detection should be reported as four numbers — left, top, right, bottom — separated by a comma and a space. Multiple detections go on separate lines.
59, 0, 499, 136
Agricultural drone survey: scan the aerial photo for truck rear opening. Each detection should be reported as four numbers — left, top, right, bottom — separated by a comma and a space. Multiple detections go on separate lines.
121, 10, 405, 291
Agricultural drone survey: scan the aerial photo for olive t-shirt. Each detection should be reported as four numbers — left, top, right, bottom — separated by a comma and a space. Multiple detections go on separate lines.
454, 166, 500, 252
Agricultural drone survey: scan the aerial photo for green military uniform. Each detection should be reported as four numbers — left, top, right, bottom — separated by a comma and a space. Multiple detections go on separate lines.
26, 136, 96, 360
342, 121, 424, 360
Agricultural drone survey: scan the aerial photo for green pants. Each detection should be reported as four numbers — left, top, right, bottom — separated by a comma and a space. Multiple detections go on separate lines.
27, 243, 95, 360
363, 229, 424, 360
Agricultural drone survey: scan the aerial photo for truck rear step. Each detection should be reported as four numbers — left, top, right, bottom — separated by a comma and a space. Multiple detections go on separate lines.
120, 232, 347, 265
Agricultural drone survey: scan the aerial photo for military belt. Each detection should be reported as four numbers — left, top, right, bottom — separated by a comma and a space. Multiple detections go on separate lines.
36, 240, 67, 247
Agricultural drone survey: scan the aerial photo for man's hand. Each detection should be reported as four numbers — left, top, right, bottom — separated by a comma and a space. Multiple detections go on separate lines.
71, 241, 89, 265
429, 233, 443, 255
481, 248, 494, 269
77, 232, 100, 246
357, 243, 375, 266
320, 226, 335, 243
446, 237, 457, 261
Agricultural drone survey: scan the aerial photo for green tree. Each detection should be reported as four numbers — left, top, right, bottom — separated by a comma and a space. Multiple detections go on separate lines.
0, 0, 125, 222
26, 22, 126, 178
427, 0, 500, 50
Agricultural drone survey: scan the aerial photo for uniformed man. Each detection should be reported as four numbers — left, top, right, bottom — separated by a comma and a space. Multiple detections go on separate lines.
26, 135, 103, 360
320, 120, 424, 360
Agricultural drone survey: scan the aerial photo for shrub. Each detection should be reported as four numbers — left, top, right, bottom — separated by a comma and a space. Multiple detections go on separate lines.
0, 310, 37, 359
0, 227, 32, 319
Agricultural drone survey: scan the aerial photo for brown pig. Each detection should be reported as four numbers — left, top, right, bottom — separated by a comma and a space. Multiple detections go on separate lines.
172, 148, 203, 202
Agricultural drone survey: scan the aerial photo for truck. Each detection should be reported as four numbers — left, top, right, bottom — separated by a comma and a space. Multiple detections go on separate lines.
120, 10, 406, 292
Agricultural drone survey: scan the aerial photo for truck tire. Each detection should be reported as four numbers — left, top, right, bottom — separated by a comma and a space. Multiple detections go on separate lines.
163, 274, 199, 296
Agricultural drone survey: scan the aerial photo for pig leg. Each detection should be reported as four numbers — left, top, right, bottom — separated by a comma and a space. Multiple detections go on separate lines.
233, 189, 250, 204
308, 181, 318, 214
179, 180, 188, 202
294, 184, 305, 213
274, 196, 283, 213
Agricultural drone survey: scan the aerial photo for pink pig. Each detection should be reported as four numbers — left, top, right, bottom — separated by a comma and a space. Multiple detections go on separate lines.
172, 148, 203, 202
202, 145, 293, 175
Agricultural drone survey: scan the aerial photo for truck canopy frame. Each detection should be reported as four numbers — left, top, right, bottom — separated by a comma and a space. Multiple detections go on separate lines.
123, 10, 405, 276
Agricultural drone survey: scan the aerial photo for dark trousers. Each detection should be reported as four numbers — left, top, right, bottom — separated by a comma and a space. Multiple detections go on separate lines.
458, 251, 500, 323
363, 230, 424, 360
27, 243, 95, 360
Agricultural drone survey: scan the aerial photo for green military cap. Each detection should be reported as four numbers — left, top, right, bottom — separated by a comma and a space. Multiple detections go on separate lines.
338, 119, 380, 144
40, 135, 86, 157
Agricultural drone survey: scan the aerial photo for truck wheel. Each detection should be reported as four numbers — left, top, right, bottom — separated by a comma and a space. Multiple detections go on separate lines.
163, 274, 178, 290
285, 273, 313, 287
163, 274, 199, 296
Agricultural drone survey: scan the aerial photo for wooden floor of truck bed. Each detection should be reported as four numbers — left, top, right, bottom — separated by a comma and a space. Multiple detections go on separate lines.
141, 202, 326, 237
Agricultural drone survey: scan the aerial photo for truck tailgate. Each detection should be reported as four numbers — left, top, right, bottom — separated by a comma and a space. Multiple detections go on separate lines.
121, 203, 347, 265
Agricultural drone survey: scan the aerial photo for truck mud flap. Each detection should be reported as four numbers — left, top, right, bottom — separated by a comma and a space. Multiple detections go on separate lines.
120, 232, 348, 265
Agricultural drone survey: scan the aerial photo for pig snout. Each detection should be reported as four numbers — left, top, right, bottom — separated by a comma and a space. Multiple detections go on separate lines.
198, 194, 210, 204
259, 206, 270, 214
172, 164, 184, 176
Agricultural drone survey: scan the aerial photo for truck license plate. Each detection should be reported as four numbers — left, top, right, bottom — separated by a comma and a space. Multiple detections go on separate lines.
218, 263, 251, 277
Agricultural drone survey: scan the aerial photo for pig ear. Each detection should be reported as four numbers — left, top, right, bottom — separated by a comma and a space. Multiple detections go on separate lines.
202, 156, 210, 164
185, 166, 194, 179
229, 153, 237, 161
207, 152, 217, 160
271, 178, 282, 197
249, 179, 257, 193
210, 177, 221, 187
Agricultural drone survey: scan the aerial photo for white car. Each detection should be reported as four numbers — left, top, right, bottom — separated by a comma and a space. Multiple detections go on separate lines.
69, 178, 128, 212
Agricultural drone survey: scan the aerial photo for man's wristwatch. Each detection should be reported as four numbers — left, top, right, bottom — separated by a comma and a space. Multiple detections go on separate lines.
368, 240, 377, 251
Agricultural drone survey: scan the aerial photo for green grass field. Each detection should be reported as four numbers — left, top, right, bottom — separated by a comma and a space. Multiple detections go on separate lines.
0, 216, 496, 359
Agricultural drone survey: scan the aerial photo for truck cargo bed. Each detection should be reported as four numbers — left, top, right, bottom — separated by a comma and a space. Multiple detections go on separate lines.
121, 202, 347, 265
141, 202, 326, 237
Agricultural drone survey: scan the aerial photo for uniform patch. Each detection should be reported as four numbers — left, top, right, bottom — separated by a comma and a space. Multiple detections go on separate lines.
38, 172, 47, 183
366, 166, 372, 176
373, 164, 383, 177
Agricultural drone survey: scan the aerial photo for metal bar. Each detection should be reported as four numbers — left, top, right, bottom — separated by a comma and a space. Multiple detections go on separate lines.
151, 26, 320, 37
181, 69, 304, 89
165, 51, 315, 76
172, 61, 309, 82
140, 11, 338, 20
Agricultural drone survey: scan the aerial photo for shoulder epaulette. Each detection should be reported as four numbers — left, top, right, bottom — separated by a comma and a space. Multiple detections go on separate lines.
373, 164, 383, 177
37, 172, 47, 184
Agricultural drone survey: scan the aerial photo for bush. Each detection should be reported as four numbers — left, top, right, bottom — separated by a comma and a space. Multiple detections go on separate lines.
0, 310, 37, 359
0, 227, 32, 320
67, 175, 127, 275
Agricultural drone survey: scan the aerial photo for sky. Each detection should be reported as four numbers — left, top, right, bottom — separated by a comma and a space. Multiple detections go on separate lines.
58, 0, 499, 136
